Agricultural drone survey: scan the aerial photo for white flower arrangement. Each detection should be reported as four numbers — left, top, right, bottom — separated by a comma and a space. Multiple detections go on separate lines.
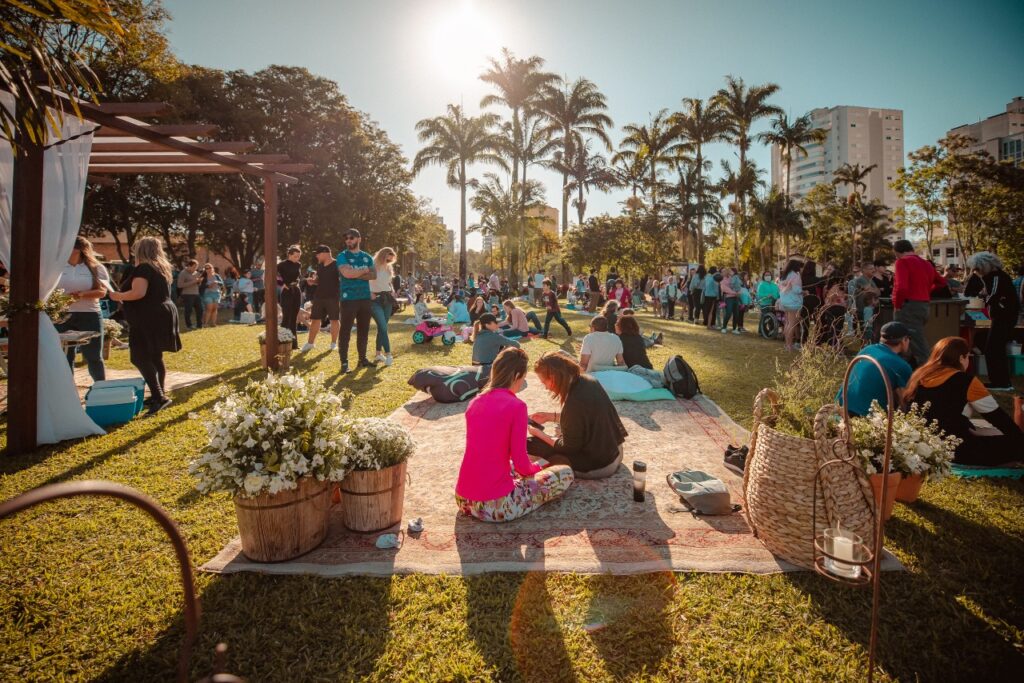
345, 417, 416, 471
848, 401, 960, 481
257, 327, 296, 344
189, 372, 350, 498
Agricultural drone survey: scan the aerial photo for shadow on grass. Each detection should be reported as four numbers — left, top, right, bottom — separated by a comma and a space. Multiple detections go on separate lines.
95, 573, 394, 682
785, 497, 1024, 681
0, 361, 262, 480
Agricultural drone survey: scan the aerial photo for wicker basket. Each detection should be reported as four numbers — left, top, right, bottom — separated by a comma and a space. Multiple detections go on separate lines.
743, 389, 874, 568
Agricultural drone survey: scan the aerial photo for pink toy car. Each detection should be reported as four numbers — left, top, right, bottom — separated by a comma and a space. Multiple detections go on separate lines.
412, 318, 458, 345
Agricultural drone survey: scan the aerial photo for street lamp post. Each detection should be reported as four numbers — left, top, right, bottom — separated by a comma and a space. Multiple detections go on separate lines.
437, 241, 443, 277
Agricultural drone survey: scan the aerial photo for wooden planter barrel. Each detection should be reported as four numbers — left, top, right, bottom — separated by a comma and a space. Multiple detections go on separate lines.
340, 461, 407, 532
234, 477, 330, 562
260, 340, 292, 371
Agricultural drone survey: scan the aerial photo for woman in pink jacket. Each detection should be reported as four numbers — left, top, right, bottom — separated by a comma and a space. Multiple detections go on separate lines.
455, 347, 574, 522
611, 279, 631, 308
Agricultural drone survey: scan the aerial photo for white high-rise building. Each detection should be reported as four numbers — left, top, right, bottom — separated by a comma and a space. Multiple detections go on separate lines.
946, 96, 1024, 166
771, 105, 905, 214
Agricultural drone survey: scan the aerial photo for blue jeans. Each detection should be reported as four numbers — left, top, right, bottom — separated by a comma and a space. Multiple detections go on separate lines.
721, 297, 740, 330
370, 297, 393, 354
58, 311, 105, 381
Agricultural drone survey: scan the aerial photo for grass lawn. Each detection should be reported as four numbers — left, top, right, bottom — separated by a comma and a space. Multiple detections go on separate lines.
1, 303, 1022, 681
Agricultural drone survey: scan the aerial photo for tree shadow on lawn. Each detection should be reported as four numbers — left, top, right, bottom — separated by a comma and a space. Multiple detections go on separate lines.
455, 493, 677, 681
95, 573, 395, 682
0, 361, 263, 480
785, 499, 1024, 681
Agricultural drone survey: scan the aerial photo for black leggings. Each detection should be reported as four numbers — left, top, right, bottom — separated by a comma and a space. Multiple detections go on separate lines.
280, 285, 301, 349
688, 291, 700, 322
702, 297, 718, 328
130, 346, 166, 402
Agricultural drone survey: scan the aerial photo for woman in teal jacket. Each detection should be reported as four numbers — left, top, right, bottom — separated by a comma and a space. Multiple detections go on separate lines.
702, 267, 720, 329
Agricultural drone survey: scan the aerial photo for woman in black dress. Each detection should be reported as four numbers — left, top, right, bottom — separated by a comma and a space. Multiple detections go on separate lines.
277, 245, 303, 350
107, 236, 181, 415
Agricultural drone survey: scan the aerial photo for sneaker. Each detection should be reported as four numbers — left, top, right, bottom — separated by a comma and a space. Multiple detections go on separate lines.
732, 329, 741, 335
358, 357, 378, 369
146, 397, 173, 416
374, 352, 386, 363
654, 332, 664, 345
329, 342, 337, 351
724, 446, 748, 475
340, 360, 350, 374
300, 342, 314, 353
385, 354, 394, 367
721, 328, 728, 334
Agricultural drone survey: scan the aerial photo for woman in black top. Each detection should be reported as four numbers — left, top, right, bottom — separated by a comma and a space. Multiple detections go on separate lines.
527, 352, 628, 479
277, 245, 303, 349
903, 336, 1023, 466
107, 236, 181, 415
615, 315, 652, 369
966, 251, 1020, 390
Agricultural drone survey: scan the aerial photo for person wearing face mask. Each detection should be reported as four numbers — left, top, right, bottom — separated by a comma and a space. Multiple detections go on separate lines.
756, 271, 779, 309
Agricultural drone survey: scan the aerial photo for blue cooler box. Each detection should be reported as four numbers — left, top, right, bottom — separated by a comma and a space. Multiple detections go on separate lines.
85, 386, 140, 427
87, 378, 146, 415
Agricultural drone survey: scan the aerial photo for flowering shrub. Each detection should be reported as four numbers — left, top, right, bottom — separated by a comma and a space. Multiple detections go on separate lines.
346, 418, 416, 471
848, 401, 960, 480
257, 327, 296, 344
102, 317, 124, 338
189, 373, 350, 498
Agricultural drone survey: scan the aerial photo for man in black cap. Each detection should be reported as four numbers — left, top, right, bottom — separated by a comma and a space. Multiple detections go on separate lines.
336, 228, 377, 372
300, 245, 340, 353
835, 321, 914, 417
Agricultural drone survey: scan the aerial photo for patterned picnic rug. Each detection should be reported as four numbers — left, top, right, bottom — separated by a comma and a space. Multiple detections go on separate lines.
203, 374, 837, 577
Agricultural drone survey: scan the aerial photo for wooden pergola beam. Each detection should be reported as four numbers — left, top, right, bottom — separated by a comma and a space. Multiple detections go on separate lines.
92, 102, 173, 117
91, 141, 255, 153
88, 153, 291, 164
94, 123, 219, 137
87, 163, 314, 174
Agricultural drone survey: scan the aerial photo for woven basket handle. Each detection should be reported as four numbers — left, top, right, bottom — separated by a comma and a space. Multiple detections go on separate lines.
744, 388, 780, 503
813, 402, 876, 540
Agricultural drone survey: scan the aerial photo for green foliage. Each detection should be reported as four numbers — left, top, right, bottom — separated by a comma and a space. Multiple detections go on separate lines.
563, 211, 676, 276
771, 342, 850, 439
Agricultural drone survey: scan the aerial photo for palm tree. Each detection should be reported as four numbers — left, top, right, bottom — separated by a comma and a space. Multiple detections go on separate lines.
832, 162, 878, 266
671, 97, 727, 260
751, 187, 804, 270
713, 76, 782, 263
413, 104, 504, 279
666, 156, 721, 261
613, 109, 684, 212
549, 139, 617, 228
610, 151, 648, 213
537, 78, 613, 236
479, 49, 558, 282
757, 113, 826, 256
719, 159, 765, 267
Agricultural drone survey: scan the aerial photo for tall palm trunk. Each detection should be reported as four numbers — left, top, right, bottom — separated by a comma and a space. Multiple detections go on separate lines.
783, 147, 792, 259
577, 182, 585, 227
736, 136, 747, 268
459, 161, 468, 279
696, 143, 704, 263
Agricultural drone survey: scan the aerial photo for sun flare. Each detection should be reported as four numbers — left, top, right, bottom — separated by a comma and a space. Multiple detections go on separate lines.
427, 1, 500, 85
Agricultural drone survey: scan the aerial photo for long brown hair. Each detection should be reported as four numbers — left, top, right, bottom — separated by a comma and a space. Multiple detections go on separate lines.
534, 352, 581, 405
134, 236, 173, 283
903, 336, 970, 404
486, 347, 528, 392
73, 235, 103, 290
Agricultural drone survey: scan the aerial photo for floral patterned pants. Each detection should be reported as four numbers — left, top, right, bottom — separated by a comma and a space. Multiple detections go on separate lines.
456, 465, 575, 522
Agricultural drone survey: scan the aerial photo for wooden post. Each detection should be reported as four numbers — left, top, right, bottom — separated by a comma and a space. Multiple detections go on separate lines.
262, 178, 279, 371
7, 138, 45, 455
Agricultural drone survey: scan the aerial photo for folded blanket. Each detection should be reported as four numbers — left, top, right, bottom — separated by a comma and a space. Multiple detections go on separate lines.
951, 464, 1024, 479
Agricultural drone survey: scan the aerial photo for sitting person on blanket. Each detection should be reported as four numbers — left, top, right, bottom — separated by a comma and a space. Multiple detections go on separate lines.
528, 352, 629, 479
579, 316, 625, 372
499, 300, 541, 338
448, 295, 471, 324
472, 313, 520, 374
902, 336, 1024, 467
455, 348, 574, 522
618, 308, 663, 347
614, 315, 665, 387
413, 292, 431, 320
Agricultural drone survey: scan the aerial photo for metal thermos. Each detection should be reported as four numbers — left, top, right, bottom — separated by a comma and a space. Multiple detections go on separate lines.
632, 461, 647, 502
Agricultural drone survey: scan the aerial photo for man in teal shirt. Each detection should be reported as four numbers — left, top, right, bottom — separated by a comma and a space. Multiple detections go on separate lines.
336, 228, 376, 373
836, 321, 913, 416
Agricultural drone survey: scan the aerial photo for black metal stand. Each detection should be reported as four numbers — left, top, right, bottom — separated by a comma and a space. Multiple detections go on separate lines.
812, 354, 895, 683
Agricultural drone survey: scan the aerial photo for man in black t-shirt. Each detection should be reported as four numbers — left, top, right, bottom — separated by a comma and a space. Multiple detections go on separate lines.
300, 245, 341, 352
587, 269, 601, 312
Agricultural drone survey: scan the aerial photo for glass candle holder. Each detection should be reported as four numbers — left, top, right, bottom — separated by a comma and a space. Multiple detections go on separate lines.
823, 527, 863, 580
632, 461, 647, 502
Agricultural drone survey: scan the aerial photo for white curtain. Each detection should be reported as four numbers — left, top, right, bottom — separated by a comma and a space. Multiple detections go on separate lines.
0, 94, 105, 443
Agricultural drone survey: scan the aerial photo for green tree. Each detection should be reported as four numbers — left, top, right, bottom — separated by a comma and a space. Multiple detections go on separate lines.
712, 76, 782, 264
537, 77, 613, 236
613, 109, 684, 212
756, 112, 825, 256
719, 159, 765, 266
751, 187, 803, 271
671, 97, 727, 261
470, 172, 545, 275
548, 139, 617, 229
832, 162, 878, 265
413, 104, 503, 279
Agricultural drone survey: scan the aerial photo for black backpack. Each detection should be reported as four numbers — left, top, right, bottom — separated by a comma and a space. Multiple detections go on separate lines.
663, 355, 701, 399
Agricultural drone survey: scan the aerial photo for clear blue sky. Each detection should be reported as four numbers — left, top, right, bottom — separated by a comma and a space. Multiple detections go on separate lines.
163, 0, 1024, 249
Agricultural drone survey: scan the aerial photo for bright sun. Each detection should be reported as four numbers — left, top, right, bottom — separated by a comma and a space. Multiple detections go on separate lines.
427, 1, 500, 85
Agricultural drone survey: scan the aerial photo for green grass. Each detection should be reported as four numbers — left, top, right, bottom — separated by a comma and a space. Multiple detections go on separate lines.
1, 304, 1022, 681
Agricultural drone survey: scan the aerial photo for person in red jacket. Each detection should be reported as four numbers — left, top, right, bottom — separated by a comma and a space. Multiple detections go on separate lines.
892, 239, 945, 365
